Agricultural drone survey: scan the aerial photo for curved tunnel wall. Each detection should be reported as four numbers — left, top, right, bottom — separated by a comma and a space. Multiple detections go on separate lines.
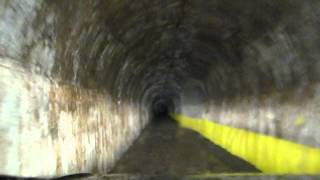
180, 0, 320, 147
0, 0, 320, 176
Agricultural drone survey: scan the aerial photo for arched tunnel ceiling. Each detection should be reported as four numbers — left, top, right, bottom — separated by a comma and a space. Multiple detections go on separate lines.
1, 0, 319, 145
73, 0, 310, 107
33, 0, 318, 121
1, 0, 320, 176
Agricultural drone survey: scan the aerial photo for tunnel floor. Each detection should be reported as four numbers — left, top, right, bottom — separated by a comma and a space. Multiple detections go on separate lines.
110, 117, 259, 176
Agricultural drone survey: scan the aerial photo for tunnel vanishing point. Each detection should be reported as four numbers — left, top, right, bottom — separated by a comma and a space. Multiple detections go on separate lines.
0, 0, 320, 178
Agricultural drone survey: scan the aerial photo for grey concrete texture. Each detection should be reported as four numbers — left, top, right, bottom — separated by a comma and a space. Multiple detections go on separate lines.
179, 0, 320, 147
0, 0, 150, 176
0, 0, 320, 177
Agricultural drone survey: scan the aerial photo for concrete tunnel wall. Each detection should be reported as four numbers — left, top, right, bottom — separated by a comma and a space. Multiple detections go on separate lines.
0, 0, 320, 176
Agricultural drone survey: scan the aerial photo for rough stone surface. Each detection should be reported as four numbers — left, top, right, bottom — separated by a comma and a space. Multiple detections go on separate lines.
0, 0, 150, 177
0, 0, 320, 177
180, 0, 320, 147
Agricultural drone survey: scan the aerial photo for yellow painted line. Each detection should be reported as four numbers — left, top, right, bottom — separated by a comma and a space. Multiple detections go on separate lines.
171, 114, 320, 175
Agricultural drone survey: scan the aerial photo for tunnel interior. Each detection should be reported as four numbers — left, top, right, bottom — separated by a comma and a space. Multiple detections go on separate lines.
0, 0, 320, 178
151, 97, 172, 118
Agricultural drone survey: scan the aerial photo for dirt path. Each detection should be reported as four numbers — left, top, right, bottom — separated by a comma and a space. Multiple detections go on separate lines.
111, 117, 259, 176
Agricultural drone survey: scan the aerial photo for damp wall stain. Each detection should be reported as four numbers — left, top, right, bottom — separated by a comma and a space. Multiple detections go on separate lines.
1, 0, 320, 177
0, 58, 149, 176
0, 0, 150, 177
